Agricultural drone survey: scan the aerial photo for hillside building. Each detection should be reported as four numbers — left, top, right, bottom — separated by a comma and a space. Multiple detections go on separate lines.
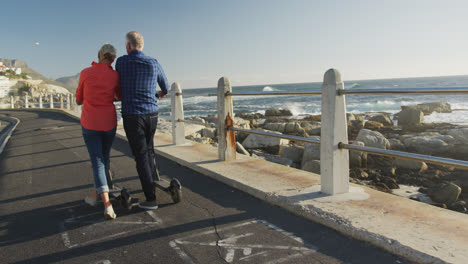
0, 76, 10, 98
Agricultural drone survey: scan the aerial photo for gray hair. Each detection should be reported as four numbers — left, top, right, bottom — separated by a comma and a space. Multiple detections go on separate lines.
126, 31, 144, 50
99, 43, 117, 61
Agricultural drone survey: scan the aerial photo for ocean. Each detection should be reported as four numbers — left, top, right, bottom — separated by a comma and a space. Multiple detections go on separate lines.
153, 75, 468, 125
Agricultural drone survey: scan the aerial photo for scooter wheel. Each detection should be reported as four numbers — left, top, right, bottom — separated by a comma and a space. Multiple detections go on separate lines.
170, 179, 182, 203
120, 188, 132, 209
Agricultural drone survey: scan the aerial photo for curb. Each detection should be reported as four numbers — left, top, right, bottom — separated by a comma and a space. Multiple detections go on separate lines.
0, 115, 20, 155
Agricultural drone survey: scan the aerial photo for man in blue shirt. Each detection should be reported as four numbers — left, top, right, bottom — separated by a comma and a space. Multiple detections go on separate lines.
116, 31, 168, 210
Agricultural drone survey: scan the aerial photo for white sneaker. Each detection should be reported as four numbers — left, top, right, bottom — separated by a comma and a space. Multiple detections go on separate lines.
104, 206, 116, 220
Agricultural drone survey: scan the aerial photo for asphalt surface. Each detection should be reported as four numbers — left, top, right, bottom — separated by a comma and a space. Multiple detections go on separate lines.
0, 110, 412, 264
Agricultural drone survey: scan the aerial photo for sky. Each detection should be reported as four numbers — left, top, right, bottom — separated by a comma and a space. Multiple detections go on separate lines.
1, 0, 468, 89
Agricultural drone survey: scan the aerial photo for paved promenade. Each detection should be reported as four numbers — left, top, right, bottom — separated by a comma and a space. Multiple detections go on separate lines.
0, 110, 411, 264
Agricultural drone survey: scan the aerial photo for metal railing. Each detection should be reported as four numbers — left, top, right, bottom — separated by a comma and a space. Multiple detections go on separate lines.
168, 70, 468, 195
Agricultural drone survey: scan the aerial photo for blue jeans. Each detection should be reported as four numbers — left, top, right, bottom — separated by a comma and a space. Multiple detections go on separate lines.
123, 113, 158, 201
82, 126, 116, 194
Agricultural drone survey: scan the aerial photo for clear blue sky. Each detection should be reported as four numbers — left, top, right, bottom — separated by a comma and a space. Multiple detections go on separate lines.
1, 0, 468, 88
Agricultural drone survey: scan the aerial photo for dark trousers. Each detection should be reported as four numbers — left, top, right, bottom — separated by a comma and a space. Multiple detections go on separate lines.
123, 113, 158, 201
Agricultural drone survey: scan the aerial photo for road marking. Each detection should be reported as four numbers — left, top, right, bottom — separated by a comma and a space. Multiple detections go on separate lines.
145, 210, 163, 225
93, 260, 111, 264
169, 219, 317, 263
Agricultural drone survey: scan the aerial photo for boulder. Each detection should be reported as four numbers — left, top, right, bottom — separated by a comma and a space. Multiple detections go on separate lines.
234, 117, 251, 129
204, 114, 218, 124
184, 123, 205, 137
265, 108, 293, 117
235, 112, 264, 120
236, 142, 250, 155
348, 119, 365, 137
301, 122, 321, 135
349, 141, 367, 168
428, 182, 462, 205
284, 122, 308, 136
364, 121, 384, 130
401, 102, 452, 115
279, 145, 304, 164
301, 136, 321, 167
356, 129, 390, 149
445, 128, 468, 144
241, 130, 289, 154
388, 138, 405, 151
393, 159, 428, 173
262, 122, 284, 132
302, 160, 320, 174
369, 114, 393, 126
397, 108, 424, 126
201, 128, 217, 139
402, 136, 449, 155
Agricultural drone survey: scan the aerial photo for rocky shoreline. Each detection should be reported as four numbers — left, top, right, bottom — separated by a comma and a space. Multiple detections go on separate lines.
157, 101, 467, 214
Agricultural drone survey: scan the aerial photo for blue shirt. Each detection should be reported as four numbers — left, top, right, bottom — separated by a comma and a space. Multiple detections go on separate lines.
116, 50, 169, 116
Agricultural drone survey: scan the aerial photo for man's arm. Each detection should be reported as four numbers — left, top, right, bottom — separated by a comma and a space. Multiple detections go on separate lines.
155, 60, 169, 99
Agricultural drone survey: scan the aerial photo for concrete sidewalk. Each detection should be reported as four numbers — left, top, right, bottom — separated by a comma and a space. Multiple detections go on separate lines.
42, 109, 468, 263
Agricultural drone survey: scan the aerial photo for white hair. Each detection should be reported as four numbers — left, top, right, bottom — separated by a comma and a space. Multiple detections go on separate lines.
99, 43, 117, 61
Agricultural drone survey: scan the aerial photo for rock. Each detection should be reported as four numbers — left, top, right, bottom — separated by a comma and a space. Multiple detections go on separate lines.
279, 145, 304, 164
201, 128, 217, 139
383, 176, 399, 189
393, 159, 428, 172
445, 128, 468, 144
234, 117, 251, 129
250, 150, 294, 167
301, 136, 321, 167
356, 129, 390, 149
369, 114, 393, 126
302, 160, 320, 174
401, 102, 452, 115
241, 129, 289, 154
188, 116, 205, 123
448, 201, 467, 213
284, 122, 308, 136
350, 168, 369, 179
381, 167, 396, 177
236, 142, 249, 155
388, 139, 405, 151
348, 120, 365, 137
303, 115, 321, 122
402, 136, 449, 155
265, 108, 293, 117
263, 122, 286, 133
204, 114, 218, 124
364, 121, 384, 130
349, 141, 367, 168
428, 182, 462, 205
184, 123, 205, 137
301, 122, 321, 135
347, 113, 356, 122
235, 112, 264, 120
374, 182, 391, 193
397, 108, 424, 126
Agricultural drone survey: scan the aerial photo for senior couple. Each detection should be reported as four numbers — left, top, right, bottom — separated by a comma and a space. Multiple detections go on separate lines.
75, 31, 168, 219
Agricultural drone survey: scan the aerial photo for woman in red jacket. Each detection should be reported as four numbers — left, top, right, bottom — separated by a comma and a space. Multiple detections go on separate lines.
76, 43, 120, 219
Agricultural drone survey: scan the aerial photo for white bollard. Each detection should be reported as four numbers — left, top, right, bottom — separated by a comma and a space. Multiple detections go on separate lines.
60, 94, 64, 108
49, 94, 54, 109
39, 95, 43, 108
320, 69, 349, 195
217, 77, 236, 161
24, 95, 29, 108
171, 82, 185, 145
10, 96, 14, 109
66, 94, 71, 110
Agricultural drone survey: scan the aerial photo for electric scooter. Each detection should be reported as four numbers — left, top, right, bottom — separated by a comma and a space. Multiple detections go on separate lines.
152, 151, 182, 203
106, 170, 139, 210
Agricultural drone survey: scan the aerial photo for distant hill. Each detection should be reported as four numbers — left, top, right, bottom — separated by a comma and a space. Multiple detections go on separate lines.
56, 73, 80, 91
0, 58, 75, 92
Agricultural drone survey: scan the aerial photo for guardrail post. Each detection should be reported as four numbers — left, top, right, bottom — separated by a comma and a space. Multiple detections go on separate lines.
60, 94, 64, 108
171, 82, 185, 145
39, 95, 43, 108
217, 77, 236, 161
66, 94, 71, 110
10, 96, 14, 109
24, 95, 29, 108
320, 69, 349, 195
49, 94, 54, 109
